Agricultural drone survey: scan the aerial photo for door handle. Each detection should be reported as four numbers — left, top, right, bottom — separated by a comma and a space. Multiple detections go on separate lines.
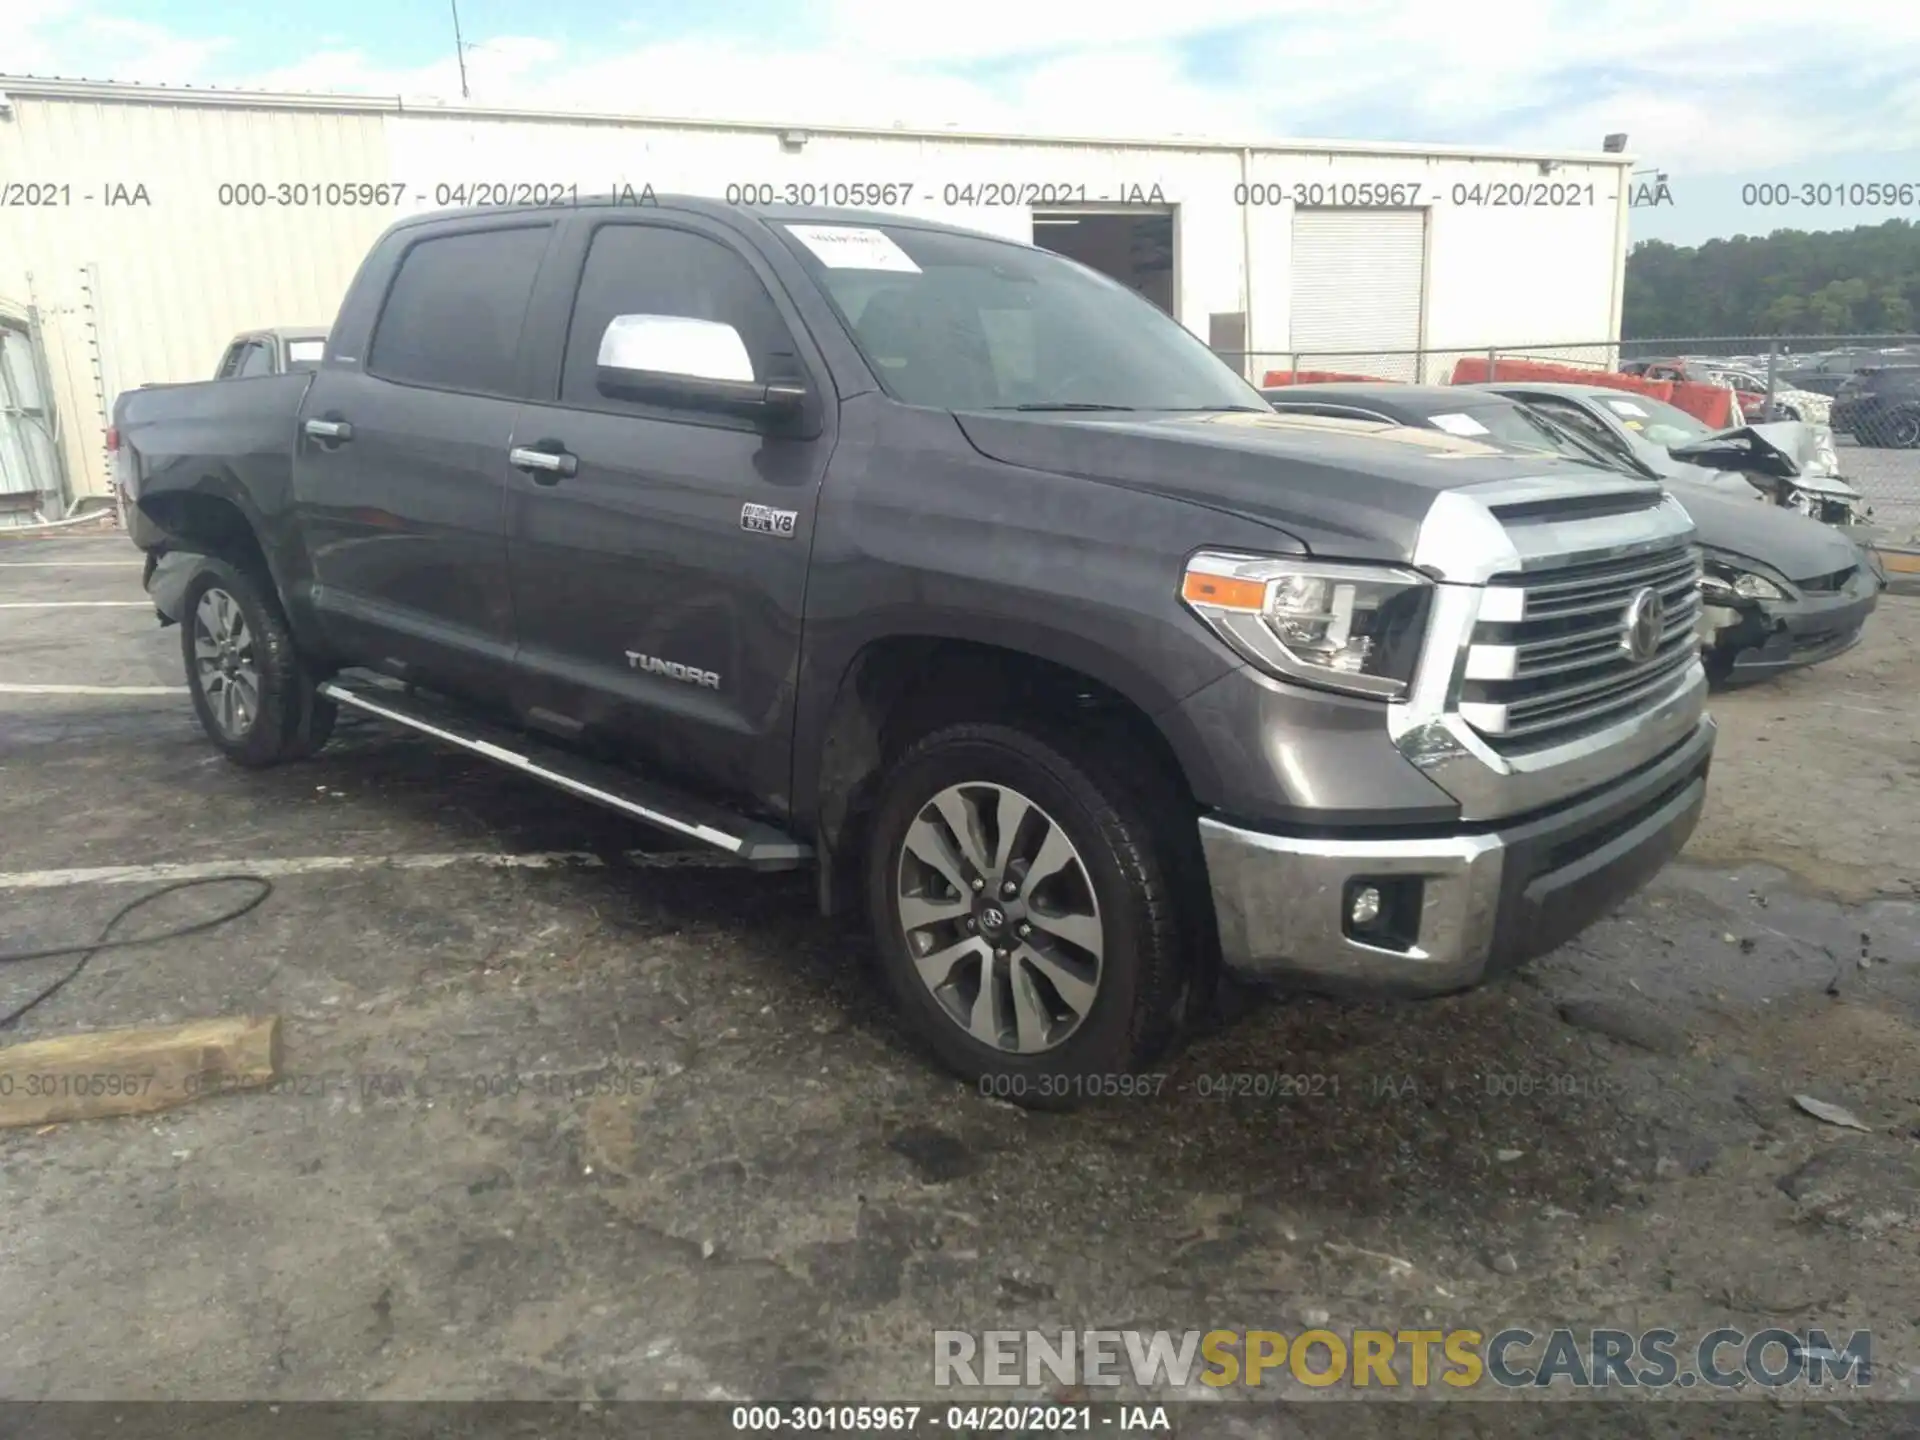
303, 417, 353, 443
509, 445, 579, 483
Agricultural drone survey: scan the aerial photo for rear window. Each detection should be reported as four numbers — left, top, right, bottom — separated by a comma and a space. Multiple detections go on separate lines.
369, 226, 551, 395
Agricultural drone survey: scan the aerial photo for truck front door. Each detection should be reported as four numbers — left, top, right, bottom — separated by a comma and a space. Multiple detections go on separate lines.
503, 212, 835, 812
292, 218, 557, 699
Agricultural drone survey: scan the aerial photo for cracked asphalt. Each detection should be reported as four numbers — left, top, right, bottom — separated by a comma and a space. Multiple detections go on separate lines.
1, 530, 1917, 1431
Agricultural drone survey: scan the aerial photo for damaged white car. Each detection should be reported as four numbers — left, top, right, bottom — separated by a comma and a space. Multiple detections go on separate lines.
1472, 383, 1872, 529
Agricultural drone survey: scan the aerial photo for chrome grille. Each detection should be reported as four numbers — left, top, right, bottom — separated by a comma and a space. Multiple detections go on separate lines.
1459, 542, 1703, 755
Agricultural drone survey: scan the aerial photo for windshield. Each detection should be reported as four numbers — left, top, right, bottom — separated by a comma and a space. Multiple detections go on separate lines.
774, 222, 1265, 412
1584, 391, 1713, 448
1412, 402, 1614, 462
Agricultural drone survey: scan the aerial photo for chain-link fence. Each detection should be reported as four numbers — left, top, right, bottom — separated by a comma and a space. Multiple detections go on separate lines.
1225, 334, 1920, 541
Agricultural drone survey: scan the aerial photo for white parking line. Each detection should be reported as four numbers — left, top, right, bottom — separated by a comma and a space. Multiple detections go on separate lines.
0, 683, 188, 695
1819, 701, 1899, 717
0, 561, 144, 568
0, 601, 150, 608
0, 848, 743, 890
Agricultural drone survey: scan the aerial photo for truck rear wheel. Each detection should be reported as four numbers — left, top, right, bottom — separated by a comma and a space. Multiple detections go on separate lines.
181, 559, 334, 767
864, 722, 1189, 1109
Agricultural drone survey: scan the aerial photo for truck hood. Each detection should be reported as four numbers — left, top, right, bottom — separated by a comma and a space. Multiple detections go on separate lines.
1665, 478, 1864, 583
952, 409, 1624, 562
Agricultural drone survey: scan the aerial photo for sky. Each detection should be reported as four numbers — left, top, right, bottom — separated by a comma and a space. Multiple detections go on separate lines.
8, 0, 1920, 247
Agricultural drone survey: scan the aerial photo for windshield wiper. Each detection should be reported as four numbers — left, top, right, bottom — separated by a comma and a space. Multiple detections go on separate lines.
995, 402, 1137, 411
1163, 404, 1271, 413
1514, 406, 1649, 476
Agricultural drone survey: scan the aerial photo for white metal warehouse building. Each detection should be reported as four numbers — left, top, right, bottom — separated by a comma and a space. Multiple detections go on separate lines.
0, 74, 1636, 515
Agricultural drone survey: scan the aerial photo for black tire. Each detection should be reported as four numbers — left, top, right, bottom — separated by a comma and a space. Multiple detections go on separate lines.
864, 722, 1190, 1109
180, 557, 335, 767
1886, 409, 1920, 450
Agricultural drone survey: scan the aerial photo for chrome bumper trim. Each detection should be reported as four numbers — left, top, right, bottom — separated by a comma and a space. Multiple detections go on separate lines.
1199, 821, 1504, 994
1391, 658, 1707, 822
1200, 714, 1714, 998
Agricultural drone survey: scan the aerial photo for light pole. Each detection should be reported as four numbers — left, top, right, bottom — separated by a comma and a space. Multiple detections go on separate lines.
450, 0, 471, 99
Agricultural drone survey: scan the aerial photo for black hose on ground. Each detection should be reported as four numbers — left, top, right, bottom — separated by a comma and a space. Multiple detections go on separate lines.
0, 875, 272, 1030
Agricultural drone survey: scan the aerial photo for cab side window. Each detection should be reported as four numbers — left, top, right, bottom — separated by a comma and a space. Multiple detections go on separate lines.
369, 225, 553, 397
234, 342, 274, 378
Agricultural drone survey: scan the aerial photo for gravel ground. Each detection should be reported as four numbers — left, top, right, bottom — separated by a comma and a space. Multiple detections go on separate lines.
1, 531, 1916, 1434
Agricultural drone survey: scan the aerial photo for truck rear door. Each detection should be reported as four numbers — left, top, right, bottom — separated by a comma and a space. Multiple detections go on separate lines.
291, 216, 558, 700
502, 210, 836, 811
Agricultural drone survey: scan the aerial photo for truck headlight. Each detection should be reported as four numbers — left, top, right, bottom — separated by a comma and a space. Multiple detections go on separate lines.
1180, 551, 1432, 699
1700, 555, 1787, 602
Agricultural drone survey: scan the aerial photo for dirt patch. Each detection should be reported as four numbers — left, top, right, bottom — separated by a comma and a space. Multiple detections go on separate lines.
1687, 593, 1920, 902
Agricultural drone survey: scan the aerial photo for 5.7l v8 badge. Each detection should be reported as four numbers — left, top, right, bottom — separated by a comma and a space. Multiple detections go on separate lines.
741, 503, 798, 537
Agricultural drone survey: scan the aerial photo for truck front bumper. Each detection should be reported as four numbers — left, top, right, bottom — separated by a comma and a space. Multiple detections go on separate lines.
1198, 715, 1715, 998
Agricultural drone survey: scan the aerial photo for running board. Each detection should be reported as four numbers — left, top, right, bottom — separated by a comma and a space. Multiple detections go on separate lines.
317, 675, 812, 871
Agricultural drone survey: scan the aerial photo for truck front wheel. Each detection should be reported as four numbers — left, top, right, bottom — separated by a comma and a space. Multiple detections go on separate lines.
865, 723, 1190, 1108
180, 559, 334, 767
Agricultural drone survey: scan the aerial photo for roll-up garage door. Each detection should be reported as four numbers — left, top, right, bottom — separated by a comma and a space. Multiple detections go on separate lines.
1289, 209, 1427, 381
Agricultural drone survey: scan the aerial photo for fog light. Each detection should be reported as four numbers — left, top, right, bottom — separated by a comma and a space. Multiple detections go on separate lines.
1342, 876, 1423, 952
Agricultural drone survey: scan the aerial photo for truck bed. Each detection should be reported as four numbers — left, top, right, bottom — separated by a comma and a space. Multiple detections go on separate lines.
115, 372, 313, 517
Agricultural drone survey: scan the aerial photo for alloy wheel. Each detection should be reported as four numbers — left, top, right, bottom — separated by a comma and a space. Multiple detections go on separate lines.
192, 586, 260, 740
894, 781, 1105, 1054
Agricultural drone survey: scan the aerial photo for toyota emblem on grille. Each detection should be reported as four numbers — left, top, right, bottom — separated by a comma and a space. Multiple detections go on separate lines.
1620, 586, 1665, 663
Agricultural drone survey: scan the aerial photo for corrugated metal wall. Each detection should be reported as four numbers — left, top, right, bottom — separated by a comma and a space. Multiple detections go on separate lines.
0, 315, 64, 518
0, 96, 390, 500
0, 82, 1631, 502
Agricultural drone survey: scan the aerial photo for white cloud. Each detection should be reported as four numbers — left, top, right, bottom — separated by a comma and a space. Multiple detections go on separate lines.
7, 0, 230, 83
6, 0, 1916, 174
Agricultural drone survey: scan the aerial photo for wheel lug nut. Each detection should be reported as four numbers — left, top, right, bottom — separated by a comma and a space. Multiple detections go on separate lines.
1017, 922, 1031, 937
971, 878, 985, 891
1001, 881, 1017, 898
964, 917, 976, 931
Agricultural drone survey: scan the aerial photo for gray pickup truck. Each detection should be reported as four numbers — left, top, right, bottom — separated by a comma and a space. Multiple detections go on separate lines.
113, 197, 1715, 1103
213, 327, 330, 379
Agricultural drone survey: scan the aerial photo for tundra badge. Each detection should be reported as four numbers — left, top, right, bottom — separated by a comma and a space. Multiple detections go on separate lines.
740, 502, 798, 537
625, 652, 721, 689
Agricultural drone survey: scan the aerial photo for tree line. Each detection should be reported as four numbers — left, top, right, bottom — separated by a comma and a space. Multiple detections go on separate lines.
1622, 218, 1919, 341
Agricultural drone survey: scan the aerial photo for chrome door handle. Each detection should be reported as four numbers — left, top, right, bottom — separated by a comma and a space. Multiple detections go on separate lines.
303, 418, 353, 442
509, 446, 578, 481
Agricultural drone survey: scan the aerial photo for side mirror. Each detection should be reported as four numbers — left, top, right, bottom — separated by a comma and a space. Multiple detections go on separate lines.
595, 314, 807, 422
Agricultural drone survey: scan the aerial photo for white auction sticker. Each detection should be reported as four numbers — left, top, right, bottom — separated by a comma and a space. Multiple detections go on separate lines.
1604, 397, 1650, 417
785, 224, 922, 272
1428, 411, 1491, 437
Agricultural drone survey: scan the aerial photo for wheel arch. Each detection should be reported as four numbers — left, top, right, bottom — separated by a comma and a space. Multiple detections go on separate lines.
138, 481, 277, 589
804, 635, 1212, 920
